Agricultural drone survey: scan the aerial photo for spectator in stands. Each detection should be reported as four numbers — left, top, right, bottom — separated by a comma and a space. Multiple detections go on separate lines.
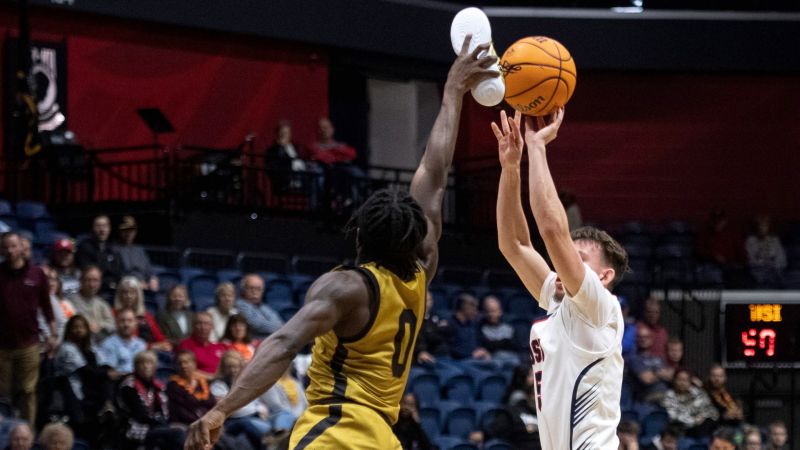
260, 365, 307, 434
479, 295, 518, 364
449, 293, 490, 360
166, 350, 216, 425
310, 117, 364, 209
156, 284, 194, 345
616, 420, 640, 450
704, 364, 744, 426
698, 209, 749, 288
75, 214, 122, 295
116, 350, 185, 450
113, 276, 171, 352
0, 231, 57, 425
6, 423, 34, 450
745, 214, 787, 288
626, 326, 670, 403
743, 427, 762, 450
207, 282, 238, 343
37, 422, 73, 450
68, 265, 115, 338
637, 297, 668, 360
210, 351, 272, 450
709, 427, 738, 450
177, 312, 227, 378
97, 308, 147, 376
46, 267, 75, 319
619, 296, 637, 358
17, 232, 33, 262
766, 421, 789, 450
503, 366, 539, 448
662, 369, 718, 438
644, 425, 681, 450
50, 238, 80, 297
38, 267, 68, 343
53, 315, 114, 444
221, 314, 259, 362
114, 216, 159, 291
392, 392, 433, 450
266, 121, 324, 208
414, 292, 452, 365
235, 274, 284, 340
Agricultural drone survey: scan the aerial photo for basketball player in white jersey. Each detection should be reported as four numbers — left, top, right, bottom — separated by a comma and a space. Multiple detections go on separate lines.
492, 108, 629, 450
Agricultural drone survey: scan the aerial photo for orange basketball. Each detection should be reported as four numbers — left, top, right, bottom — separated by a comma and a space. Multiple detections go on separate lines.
500, 36, 577, 116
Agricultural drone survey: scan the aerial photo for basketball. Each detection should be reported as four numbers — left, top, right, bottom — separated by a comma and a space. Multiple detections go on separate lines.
501, 36, 577, 116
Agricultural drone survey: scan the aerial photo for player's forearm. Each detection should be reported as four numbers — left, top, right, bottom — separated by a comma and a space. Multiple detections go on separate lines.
497, 167, 533, 253
419, 89, 463, 182
212, 331, 298, 417
527, 143, 569, 237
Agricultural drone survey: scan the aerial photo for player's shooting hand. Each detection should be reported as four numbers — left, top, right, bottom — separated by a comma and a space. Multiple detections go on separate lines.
524, 107, 564, 149
491, 109, 524, 168
445, 34, 499, 95
185, 408, 225, 450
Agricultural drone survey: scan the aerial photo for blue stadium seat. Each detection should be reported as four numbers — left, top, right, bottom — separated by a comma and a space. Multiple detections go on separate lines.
484, 439, 514, 450
640, 410, 669, 441
436, 436, 469, 450
193, 296, 215, 312
216, 268, 242, 284
506, 292, 541, 320
478, 375, 507, 403
33, 217, 57, 236
0, 214, 18, 231
36, 230, 69, 246
0, 200, 12, 215
419, 407, 440, 440
428, 285, 451, 315
511, 318, 534, 351
179, 267, 207, 284
266, 278, 294, 305
157, 271, 181, 293
279, 306, 299, 322
478, 405, 514, 436
15, 200, 48, 220
443, 373, 475, 404
188, 274, 219, 302
411, 374, 440, 407
294, 281, 314, 304
445, 406, 477, 439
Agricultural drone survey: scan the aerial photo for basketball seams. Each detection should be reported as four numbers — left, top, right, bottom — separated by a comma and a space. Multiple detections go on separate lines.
505, 76, 560, 100
507, 62, 577, 78
517, 39, 572, 62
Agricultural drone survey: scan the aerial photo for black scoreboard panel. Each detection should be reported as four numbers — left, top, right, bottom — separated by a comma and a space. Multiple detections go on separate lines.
723, 302, 800, 368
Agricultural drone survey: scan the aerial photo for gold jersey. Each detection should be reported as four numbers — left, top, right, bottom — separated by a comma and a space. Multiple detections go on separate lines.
303, 262, 426, 425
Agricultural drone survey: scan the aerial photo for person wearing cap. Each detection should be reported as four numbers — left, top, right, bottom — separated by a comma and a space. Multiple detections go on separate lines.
114, 216, 158, 292
75, 215, 122, 297
50, 238, 81, 297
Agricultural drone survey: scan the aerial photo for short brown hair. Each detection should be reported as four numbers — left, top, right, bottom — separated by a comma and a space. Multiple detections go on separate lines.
570, 226, 629, 288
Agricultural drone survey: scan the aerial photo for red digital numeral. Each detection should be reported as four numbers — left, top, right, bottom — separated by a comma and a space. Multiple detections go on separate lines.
759, 328, 776, 356
742, 329, 757, 357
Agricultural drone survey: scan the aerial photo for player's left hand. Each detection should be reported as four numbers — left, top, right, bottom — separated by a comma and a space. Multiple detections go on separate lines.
524, 107, 564, 148
185, 409, 226, 450
491, 109, 524, 169
445, 34, 499, 95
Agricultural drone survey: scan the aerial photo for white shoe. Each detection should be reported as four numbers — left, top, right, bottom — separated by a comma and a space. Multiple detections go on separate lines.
450, 7, 492, 55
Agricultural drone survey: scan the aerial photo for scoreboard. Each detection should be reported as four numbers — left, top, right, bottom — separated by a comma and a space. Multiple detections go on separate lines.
722, 299, 800, 368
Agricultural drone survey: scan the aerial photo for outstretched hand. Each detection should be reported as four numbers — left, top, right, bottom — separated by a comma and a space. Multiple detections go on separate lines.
524, 107, 565, 149
445, 34, 499, 95
491, 109, 524, 169
184, 409, 226, 450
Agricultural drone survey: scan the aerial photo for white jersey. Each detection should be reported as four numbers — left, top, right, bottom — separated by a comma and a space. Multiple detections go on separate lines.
529, 264, 624, 450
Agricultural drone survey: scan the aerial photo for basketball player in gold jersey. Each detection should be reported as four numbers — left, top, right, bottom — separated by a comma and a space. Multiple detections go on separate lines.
184, 35, 498, 450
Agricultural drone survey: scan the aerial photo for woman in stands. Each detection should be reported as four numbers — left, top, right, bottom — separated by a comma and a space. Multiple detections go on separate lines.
156, 284, 194, 346
114, 276, 171, 352
53, 315, 115, 446
206, 282, 238, 342
220, 314, 259, 362
662, 368, 719, 438
116, 350, 186, 450
166, 350, 217, 425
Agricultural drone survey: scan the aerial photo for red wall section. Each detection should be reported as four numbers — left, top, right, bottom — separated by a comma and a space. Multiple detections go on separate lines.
457, 72, 800, 224
0, 8, 328, 158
